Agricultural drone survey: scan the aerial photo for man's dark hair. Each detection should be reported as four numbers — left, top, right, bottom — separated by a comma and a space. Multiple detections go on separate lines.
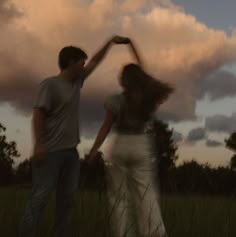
58, 46, 88, 70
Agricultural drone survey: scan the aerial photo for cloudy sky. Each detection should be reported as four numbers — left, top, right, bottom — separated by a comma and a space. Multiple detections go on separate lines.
0, 0, 236, 167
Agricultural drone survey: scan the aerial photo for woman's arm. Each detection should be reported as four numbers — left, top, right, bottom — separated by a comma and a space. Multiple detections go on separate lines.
88, 109, 115, 160
128, 40, 143, 67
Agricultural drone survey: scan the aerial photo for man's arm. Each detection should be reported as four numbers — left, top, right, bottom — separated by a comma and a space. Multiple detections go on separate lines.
31, 108, 46, 160
81, 36, 129, 81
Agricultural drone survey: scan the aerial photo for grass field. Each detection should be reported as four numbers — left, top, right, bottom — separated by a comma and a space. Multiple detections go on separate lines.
0, 187, 236, 237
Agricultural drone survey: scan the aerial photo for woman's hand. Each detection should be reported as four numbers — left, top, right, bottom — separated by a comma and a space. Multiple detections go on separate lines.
127, 39, 143, 67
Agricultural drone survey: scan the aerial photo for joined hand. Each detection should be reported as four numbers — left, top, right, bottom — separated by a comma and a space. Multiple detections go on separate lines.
112, 36, 130, 44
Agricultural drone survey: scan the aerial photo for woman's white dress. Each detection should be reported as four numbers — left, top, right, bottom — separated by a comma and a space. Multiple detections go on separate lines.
104, 94, 167, 237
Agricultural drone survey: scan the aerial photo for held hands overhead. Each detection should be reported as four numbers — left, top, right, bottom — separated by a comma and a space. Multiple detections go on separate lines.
110, 35, 143, 66
111, 35, 130, 44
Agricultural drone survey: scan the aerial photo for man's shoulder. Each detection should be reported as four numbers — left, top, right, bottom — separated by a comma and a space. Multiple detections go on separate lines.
39, 76, 58, 86
37, 77, 62, 93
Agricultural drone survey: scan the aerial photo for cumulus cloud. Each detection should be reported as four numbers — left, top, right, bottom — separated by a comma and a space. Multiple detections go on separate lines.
0, 57, 37, 115
0, 0, 22, 24
206, 139, 223, 147
1, 0, 236, 126
0, 0, 57, 114
187, 127, 206, 142
197, 70, 236, 101
205, 113, 236, 134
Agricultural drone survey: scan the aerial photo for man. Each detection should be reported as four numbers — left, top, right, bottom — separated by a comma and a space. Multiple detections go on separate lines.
19, 36, 129, 237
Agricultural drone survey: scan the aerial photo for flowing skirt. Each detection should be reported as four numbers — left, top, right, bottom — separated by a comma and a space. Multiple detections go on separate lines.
106, 133, 167, 237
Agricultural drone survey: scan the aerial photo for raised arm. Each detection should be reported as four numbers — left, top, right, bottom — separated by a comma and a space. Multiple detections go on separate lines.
128, 39, 144, 67
81, 36, 129, 80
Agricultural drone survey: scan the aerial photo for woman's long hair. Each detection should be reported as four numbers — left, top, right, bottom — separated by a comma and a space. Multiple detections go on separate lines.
117, 63, 173, 132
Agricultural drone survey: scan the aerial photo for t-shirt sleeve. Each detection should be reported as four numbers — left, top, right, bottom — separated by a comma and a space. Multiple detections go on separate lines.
74, 74, 86, 88
104, 95, 121, 116
34, 80, 53, 112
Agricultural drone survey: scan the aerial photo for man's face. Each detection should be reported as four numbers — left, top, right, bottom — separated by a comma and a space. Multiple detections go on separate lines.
70, 58, 86, 78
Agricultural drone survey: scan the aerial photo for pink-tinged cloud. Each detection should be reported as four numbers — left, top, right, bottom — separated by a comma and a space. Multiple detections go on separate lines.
0, 0, 236, 123
0, 0, 22, 24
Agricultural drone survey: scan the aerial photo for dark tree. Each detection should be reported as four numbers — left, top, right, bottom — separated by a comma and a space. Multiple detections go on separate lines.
225, 132, 236, 152
230, 154, 236, 171
225, 133, 236, 170
150, 119, 178, 191
172, 160, 213, 194
0, 123, 20, 185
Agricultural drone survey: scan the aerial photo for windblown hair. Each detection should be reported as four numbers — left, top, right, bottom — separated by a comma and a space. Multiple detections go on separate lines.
117, 63, 173, 132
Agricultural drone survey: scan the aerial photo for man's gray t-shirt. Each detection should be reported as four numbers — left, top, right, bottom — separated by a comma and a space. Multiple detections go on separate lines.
34, 76, 84, 152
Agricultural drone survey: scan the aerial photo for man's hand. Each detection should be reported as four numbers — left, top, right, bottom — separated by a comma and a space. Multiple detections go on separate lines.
84, 151, 98, 166
31, 143, 47, 165
111, 36, 130, 44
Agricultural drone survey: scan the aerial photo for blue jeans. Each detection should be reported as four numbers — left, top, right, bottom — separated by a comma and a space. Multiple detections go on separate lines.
19, 148, 80, 237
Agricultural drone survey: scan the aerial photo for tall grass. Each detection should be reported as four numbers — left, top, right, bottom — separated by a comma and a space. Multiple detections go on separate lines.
0, 187, 236, 237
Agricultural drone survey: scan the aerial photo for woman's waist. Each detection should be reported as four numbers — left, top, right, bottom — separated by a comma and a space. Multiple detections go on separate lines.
112, 133, 152, 149
114, 126, 149, 135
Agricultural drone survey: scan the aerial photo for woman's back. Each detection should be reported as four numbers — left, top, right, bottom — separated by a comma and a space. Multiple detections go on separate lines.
105, 93, 153, 134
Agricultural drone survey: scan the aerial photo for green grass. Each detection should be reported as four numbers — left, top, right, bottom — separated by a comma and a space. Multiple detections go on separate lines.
0, 187, 236, 237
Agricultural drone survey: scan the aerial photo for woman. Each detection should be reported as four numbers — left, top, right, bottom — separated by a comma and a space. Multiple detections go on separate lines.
87, 40, 173, 237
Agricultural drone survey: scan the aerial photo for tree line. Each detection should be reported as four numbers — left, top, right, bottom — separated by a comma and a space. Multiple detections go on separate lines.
1, 122, 236, 196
